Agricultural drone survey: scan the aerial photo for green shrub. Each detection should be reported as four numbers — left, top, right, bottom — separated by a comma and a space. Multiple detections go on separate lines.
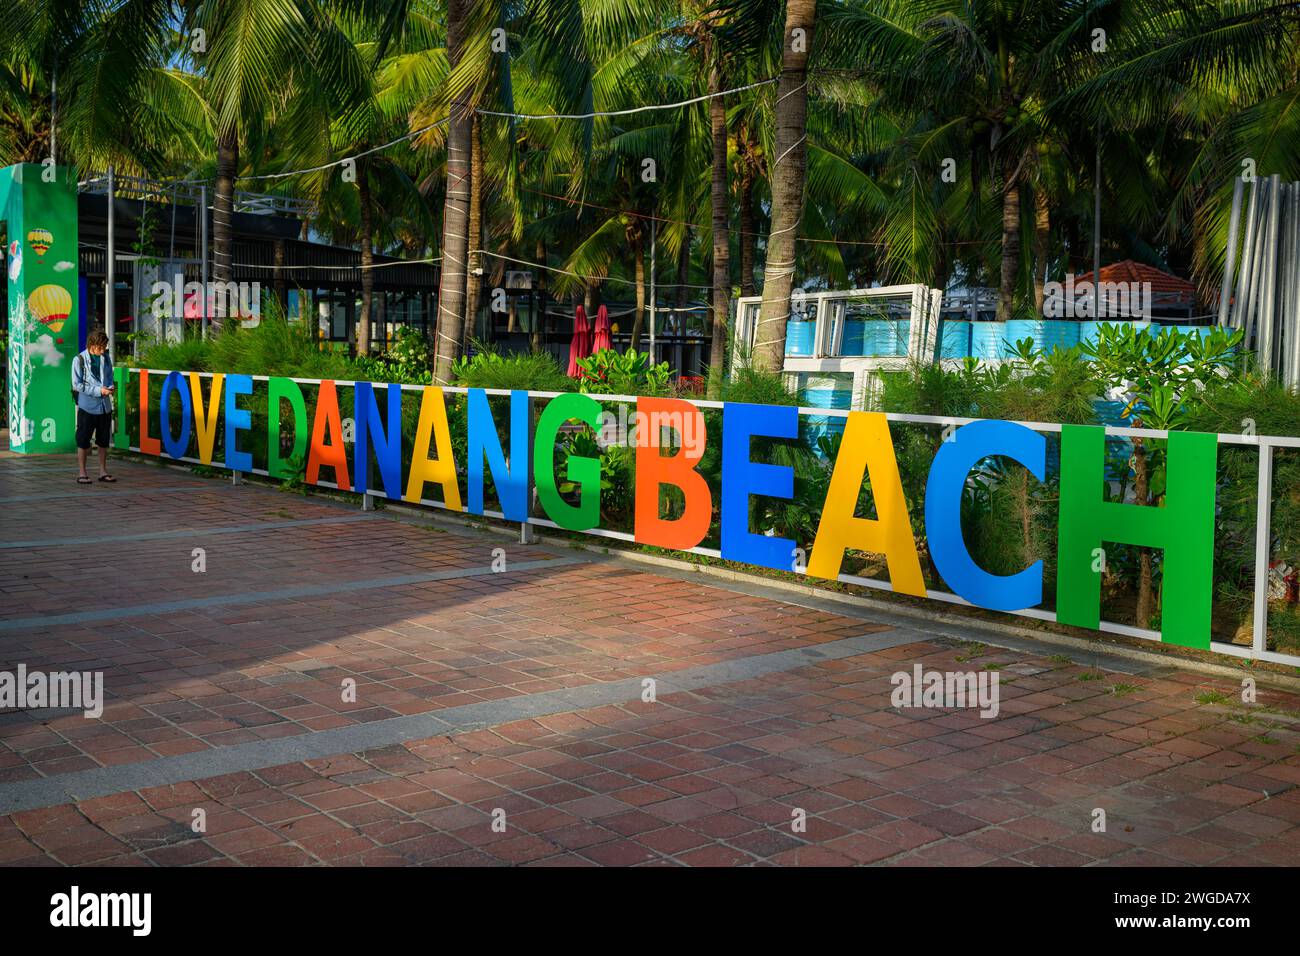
576, 348, 671, 396
451, 346, 575, 392
720, 365, 803, 406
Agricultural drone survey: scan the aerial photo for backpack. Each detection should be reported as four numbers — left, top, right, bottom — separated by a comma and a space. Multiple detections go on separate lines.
72, 352, 108, 407
71, 353, 84, 406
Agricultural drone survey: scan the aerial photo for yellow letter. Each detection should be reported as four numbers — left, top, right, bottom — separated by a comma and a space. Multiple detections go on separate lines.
189, 372, 224, 465
404, 386, 463, 509
807, 411, 924, 595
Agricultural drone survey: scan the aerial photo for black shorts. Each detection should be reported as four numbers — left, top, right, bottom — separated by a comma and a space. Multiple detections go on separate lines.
76, 409, 112, 450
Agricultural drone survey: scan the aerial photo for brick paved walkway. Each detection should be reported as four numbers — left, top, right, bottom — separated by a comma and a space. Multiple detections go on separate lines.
2, 440, 1300, 866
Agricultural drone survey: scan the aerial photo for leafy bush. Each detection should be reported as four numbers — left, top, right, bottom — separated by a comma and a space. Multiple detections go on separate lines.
576, 348, 671, 396
367, 326, 433, 384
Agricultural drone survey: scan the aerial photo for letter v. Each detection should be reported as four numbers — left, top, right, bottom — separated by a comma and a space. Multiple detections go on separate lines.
189, 372, 225, 465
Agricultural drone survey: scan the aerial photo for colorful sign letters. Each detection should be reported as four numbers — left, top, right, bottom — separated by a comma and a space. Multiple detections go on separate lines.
134, 373, 1220, 649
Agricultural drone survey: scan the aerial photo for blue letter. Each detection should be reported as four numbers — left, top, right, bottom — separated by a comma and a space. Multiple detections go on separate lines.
468, 388, 530, 521
925, 419, 1045, 611
224, 373, 253, 473
160, 371, 192, 460
721, 402, 798, 570
354, 382, 403, 498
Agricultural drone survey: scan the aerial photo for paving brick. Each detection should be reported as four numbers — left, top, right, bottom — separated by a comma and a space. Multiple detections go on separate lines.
4, 446, 1299, 868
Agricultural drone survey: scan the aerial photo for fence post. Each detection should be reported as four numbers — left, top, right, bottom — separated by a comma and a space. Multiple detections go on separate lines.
1252, 442, 1274, 655
520, 392, 537, 544
362, 436, 376, 511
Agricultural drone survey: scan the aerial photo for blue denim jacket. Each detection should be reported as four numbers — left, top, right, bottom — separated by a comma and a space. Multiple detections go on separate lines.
72, 350, 114, 415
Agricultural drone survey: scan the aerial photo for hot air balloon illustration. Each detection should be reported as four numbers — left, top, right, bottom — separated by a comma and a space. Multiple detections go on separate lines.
7, 240, 20, 281
27, 228, 53, 260
28, 284, 71, 336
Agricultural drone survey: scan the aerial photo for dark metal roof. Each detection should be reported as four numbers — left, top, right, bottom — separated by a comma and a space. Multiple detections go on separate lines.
75, 193, 439, 292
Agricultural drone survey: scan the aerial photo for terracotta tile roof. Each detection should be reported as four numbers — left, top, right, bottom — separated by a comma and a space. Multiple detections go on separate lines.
1070, 260, 1197, 302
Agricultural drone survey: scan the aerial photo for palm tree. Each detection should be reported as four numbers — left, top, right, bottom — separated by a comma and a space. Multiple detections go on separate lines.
182, 0, 369, 315
3, 0, 209, 174
422, 0, 529, 381
1059, 0, 1300, 296
817, 1, 1113, 324
752, 0, 816, 372
306, 3, 438, 354
431, 0, 474, 383
707, 58, 729, 390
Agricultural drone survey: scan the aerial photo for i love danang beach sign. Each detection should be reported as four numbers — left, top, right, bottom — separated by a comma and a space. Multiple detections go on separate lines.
114, 367, 1219, 650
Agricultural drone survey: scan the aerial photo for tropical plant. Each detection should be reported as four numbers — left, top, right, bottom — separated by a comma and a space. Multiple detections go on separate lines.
575, 347, 672, 396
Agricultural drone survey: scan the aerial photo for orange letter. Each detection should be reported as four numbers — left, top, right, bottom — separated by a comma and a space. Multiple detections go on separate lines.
634, 397, 711, 549
307, 380, 351, 490
139, 369, 161, 456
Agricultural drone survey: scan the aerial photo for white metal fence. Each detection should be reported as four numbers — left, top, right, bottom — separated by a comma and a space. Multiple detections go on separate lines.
125, 367, 1300, 668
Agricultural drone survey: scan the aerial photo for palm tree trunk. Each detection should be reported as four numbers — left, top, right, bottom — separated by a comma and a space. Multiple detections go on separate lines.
531, 239, 546, 353
629, 234, 646, 352
213, 127, 239, 323
997, 175, 1021, 323
740, 162, 757, 298
753, 0, 816, 371
357, 160, 374, 355
675, 230, 690, 309
708, 64, 730, 396
1032, 186, 1050, 316
433, 0, 472, 384
273, 239, 287, 317
463, 114, 484, 353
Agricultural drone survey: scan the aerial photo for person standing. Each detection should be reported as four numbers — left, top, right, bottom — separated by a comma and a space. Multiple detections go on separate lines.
71, 329, 117, 484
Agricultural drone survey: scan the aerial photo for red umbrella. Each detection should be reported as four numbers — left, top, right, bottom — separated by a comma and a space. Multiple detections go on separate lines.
591, 304, 612, 352
566, 305, 593, 377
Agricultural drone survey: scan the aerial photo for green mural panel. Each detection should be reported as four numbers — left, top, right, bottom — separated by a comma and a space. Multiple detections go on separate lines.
4, 163, 80, 453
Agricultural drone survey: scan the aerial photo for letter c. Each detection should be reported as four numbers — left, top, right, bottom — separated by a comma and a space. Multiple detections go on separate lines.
925, 419, 1045, 612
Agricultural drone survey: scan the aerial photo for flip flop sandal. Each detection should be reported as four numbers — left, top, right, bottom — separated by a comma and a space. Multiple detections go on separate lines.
77, 476, 93, 484
98, 475, 117, 483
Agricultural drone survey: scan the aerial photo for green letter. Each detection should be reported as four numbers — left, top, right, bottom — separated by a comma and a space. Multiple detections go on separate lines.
533, 393, 602, 531
1056, 424, 1216, 648
268, 377, 308, 479
114, 365, 131, 449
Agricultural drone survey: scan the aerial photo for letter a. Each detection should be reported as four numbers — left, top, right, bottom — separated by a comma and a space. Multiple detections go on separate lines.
807, 412, 924, 595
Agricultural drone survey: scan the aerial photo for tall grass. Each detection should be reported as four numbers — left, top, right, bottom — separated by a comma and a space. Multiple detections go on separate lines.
136, 312, 357, 381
